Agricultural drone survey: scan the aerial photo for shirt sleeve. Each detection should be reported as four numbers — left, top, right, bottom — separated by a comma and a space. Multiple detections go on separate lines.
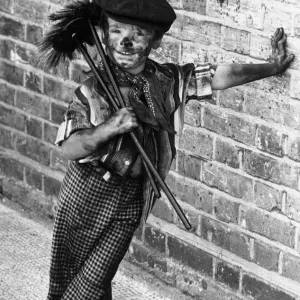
186, 63, 217, 103
55, 85, 93, 146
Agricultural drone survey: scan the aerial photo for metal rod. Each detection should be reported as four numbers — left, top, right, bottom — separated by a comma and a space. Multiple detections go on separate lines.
74, 34, 192, 230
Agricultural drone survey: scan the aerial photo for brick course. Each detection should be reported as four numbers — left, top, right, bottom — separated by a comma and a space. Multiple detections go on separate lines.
1, 0, 300, 298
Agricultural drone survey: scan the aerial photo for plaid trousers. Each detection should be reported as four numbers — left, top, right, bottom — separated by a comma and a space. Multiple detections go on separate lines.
47, 161, 144, 300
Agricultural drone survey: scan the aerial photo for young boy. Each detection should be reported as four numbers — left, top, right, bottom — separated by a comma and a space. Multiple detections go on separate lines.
44, 0, 294, 299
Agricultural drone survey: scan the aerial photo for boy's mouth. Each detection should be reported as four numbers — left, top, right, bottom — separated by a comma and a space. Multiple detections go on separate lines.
116, 50, 137, 56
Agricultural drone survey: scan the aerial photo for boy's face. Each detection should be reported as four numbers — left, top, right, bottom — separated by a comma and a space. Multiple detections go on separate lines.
102, 18, 161, 74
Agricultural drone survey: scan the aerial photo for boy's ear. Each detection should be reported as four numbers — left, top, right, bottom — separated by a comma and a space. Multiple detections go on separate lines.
152, 38, 162, 50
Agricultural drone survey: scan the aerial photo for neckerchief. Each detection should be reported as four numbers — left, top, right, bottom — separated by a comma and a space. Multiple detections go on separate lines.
98, 59, 176, 134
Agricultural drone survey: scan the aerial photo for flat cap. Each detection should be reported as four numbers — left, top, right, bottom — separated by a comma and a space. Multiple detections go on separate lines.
96, 0, 176, 33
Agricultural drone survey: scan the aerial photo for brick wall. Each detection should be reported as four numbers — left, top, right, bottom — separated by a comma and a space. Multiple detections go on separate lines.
1, 0, 300, 299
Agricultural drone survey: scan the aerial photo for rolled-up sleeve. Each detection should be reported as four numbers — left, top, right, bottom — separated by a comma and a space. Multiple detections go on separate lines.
55, 86, 93, 146
186, 64, 217, 102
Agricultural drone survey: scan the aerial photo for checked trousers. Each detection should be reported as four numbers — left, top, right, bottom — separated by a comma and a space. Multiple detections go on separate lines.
47, 161, 144, 300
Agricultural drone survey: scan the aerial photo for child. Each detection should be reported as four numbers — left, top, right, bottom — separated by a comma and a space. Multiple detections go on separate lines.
41, 0, 294, 299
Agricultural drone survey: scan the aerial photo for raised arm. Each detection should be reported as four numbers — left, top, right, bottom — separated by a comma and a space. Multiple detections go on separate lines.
211, 28, 294, 90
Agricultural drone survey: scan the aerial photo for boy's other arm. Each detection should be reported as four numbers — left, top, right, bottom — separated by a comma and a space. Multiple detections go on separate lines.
211, 28, 294, 90
61, 107, 138, 161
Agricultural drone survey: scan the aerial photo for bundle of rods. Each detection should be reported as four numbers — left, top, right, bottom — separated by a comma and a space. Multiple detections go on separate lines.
68, 20, 192, 230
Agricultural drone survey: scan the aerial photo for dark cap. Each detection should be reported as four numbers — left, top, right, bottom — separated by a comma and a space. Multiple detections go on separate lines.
96, 0, 176, 33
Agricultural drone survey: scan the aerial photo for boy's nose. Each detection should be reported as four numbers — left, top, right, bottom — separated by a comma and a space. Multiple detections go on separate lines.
120, 37, 133, 48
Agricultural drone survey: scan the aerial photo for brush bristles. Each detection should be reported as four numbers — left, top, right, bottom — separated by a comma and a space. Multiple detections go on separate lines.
35, 0, 102, 69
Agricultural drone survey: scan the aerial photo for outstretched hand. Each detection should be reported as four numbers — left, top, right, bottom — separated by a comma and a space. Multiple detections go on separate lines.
270, 27, 294, 74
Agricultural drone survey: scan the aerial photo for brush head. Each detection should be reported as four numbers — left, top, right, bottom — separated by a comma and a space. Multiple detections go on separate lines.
35, 0, 102, 69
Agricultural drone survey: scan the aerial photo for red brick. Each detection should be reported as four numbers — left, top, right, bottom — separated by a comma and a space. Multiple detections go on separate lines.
177, 149, 201, 180
144, 226, 166, 253
15, 45, 35, 65
202, 162, 253, 201
25, 166, 42, 191
46, 63, 70, 81
166, 173, 213, 212
215, 139, 240, 169
203, 107, 256, 146
282, 253, 300, 283
0, 126, 14, 150
216, 261, 240, 290
286, 190, 300, 222
26, 24, 43, 45
207, 0, 264, 30
0, 156, 24, 181
256, 125, 284, 157
14, 0, 51, 24
44, 122, 58, 144
242, 274, 296, 300
0, 61, 24, 86
219, 86, 245, 112
182, 42, 218, 66
0, 82, 15, 105
213, 195, 239, 224
264, 6, 292, 35
151, 198, 174, 223
51, 102, 67, 125
260, 72, 291, 95
201, 216, 251, 261
16, 90, 50, 119
147, 253, 167, 273
50, 148, 68, 173
253, 240, 280, 272
250, 34, 272, 60
182, 0, 207, 15
245, 89, 300, 130
240, 206, 295, 248
287, 39, 300, 72
243, 150, 300, 190
44, 175, 61, 196
15, 134, 50, 166
287, 135, 300, 162
25, 72, 42, 93
0, 39, 14, 60
181, 16, 222, 46
0, 16, 25, 40
0, 0, 15, 14
184, 100, 202, 127
44, 77, 74, 102
150, 38, 181, 64
0, 105, 26, 131
254, 182, 282, 212
26, 117, 42, 139
167, 235, 213, 276
222, 27, 250, 55
179, 127, 214, 159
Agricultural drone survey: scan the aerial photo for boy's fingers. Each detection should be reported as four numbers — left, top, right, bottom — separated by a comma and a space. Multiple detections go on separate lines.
284, 54, 295, 64
278, 34, 287, 54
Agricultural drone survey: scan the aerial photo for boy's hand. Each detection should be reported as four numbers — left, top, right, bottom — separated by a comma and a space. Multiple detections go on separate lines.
109, 107, 138, 135
270, 27, 294, 74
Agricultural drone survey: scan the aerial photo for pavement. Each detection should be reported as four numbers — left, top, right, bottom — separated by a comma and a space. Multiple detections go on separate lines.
0, 197, 194, 300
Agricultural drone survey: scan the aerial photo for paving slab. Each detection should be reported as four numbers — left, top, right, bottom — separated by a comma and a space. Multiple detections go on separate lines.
0, 198, 194, 300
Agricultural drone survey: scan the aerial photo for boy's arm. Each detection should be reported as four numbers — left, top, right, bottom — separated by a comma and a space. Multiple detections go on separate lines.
61, 107, 138, 161
211, 28, 295, 90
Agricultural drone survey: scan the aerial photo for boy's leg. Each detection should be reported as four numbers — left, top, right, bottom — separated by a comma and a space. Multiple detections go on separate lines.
60, 214, 141, 299
58, 175, 144, 300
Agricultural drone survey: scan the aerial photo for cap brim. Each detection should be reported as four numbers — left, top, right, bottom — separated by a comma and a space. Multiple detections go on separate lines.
105, 12, 170, 33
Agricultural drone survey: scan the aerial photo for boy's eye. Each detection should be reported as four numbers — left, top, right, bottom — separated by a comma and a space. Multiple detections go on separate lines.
110, 29, 121, 34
